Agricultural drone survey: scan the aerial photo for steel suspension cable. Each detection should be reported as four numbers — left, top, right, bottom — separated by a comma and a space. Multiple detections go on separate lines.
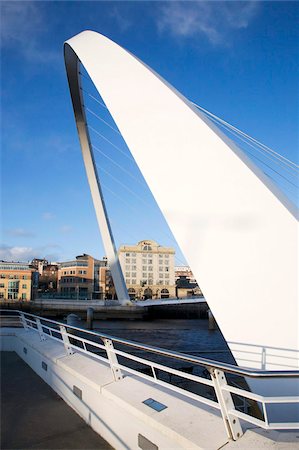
192, 101, 299, 172
205, 114, 299, 185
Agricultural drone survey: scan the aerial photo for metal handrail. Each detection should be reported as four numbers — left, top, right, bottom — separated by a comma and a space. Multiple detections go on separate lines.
1, 309, 299, 440
2, 309, 298, 379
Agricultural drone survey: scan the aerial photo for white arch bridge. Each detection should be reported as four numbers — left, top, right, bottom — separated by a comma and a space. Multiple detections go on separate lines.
64, 31, 298, 376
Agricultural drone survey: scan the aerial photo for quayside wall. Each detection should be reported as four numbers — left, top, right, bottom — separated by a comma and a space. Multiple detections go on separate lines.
0, 301, 209, 320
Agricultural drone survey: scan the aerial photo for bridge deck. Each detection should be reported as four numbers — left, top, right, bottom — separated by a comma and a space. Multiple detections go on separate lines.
1, 352, 112, 449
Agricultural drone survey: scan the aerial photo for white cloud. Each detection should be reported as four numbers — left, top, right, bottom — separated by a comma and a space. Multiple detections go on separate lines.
0, 1, 58, 64
110, 6, 131, 32
0, 244, 61, 262
42, 212, 55, 221
5, 228, 35, 238
60, 225, 72, 233
156, 1, 259, 45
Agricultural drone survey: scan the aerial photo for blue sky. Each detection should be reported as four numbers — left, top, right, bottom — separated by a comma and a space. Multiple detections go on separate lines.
1, 1, 298, 264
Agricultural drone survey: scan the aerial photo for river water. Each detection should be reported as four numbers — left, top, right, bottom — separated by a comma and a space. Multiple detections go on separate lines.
91, 318, 235, 365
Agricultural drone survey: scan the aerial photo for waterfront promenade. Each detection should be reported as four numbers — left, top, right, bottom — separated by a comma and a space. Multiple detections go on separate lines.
1, 311, 298, 449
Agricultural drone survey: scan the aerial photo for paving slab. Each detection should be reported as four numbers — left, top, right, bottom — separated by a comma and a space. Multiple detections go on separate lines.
1, 352, 113, 450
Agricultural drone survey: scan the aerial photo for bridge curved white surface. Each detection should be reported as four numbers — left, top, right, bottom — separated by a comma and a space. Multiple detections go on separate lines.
64, 31, 298, 373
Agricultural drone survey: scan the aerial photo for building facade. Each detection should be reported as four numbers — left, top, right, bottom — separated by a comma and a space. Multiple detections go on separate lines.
57, 254, 110, 300
31, 258, 58, 294
175, 266, 197, 283
0, 262, 39, 301
118, 240, 175, 300
175, 266, 202, 298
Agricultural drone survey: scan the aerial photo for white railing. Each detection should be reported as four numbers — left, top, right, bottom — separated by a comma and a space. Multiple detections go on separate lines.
1, 310, 298, 441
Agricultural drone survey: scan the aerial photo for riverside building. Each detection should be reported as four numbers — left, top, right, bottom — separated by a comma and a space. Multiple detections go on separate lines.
57, 254, 110, 300
0, 262, 39, 301
31, 258, 58, 294
118, 240, 175, 300
175, 266, 202, 298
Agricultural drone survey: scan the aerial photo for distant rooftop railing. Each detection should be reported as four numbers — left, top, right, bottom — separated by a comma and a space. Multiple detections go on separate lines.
1, 310, 298, 441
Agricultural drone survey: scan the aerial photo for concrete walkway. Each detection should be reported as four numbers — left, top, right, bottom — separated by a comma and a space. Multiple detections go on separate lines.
1, 352, 113, 449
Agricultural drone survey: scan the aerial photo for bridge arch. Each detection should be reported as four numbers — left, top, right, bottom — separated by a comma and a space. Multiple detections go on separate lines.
64, 31, 298, 373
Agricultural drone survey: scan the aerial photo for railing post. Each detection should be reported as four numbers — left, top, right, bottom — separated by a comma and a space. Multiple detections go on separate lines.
59, 325, 74, 356
103, 338, 122, 381
210, 368, 243, 441
36, 318, 46, 341
20, 312, 28, 330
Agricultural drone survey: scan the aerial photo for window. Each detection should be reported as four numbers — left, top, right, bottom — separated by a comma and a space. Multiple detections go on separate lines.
128, 287, 135, 294
142, 273, 147, 278
132, 259, 136, 264
125, 265, 130, 270
159, 260, 163, 265
0, 274, 5, 278
125, 272, 130, 277
165, 281, 169, 285
126, 253, 130, 257
159, 274, 163, 279
142, 266, 147, 271
142, 259, 147, 264
165, 267, 169, 272
22, 293, 27, 300
159, 254, 163, 258
165, 274, 169, 279
0, 283, 4, 288
148, 266, 153, 272
131, 279, 136, 284
22, 275, 28, 280
0, 292, 4, 298
143, 245, 152, 251
22, 284, 27, 289
126, 279, 130, 284
132, 272, 136, 277
159, 266, 163, 272
148, 279, 153, 285
148, 259, 152, 264
126, 258, 130, 263
142, 253, 147, 257
161, 288, 169, 298
131, 265, 136, 270
131, 253, 136, 257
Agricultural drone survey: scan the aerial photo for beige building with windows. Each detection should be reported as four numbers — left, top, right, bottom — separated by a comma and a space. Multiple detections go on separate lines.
0, 262, 39, 301
118, 240, 175, 300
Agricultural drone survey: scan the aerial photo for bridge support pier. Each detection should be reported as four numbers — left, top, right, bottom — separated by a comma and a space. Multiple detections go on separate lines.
86, 307, 94, 330
208, 309, 217, 330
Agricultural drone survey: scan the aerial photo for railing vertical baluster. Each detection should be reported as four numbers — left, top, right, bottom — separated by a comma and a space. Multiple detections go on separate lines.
36, 318, 46, 341
210, 368, 243, 441
151, 366, 157, 380
103, 338, 122, 381
20, 312, 28, 330
60, 325, 74, 356
262, 401, 269, 427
